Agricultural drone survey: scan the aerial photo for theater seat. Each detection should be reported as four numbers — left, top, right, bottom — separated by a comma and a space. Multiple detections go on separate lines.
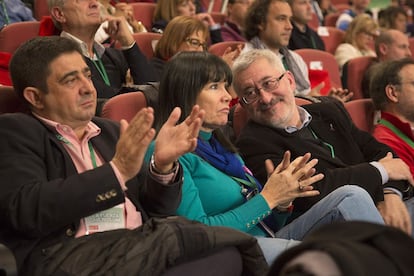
130, 2, 156, 31
344, 98, 376, 133
341, 56, 376, 100
100, 92, 148, 122
132, 32, 162, 59
0, 21, 41, 53
208, 41, 245, 57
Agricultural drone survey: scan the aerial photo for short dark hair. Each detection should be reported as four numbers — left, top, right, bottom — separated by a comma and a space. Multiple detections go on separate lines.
157, 51, 235, 151
370, 58, 414, 110
9, 36, 82, 100
244, 0, 288, 41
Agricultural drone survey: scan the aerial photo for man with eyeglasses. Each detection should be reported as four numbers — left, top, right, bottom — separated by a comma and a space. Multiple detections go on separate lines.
243, 0, 352, 101
221, 0, 253, 42
370, 59, 414, 235
233, 49, 414, 237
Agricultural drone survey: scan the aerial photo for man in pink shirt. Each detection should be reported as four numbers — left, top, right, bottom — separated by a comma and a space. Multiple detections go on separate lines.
0, 36, 259, 275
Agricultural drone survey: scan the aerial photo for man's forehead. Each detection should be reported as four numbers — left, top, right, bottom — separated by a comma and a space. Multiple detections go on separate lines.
48, 52, 87, 75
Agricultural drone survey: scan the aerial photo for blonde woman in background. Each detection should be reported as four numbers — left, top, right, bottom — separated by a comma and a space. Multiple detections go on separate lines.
335, 14, 378, 70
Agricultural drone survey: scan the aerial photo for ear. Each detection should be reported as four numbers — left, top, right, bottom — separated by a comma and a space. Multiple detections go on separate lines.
23, 87, 46, 110
285, 71, 296, 93
50, 6, 66, 24
385, 84, 399, 103
378, 43, 388, 56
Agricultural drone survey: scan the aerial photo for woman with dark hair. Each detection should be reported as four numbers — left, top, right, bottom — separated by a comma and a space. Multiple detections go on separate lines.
145, 51, 385, 265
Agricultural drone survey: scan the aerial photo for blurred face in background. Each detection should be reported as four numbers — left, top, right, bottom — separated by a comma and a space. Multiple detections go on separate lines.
177, 31, 207, 52
291, 0, 313, 25
177, 0, 196, 16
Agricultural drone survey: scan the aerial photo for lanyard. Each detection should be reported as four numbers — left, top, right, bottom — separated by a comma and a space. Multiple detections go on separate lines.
56, 134, 97, 168
91, 49, 110, 86
231, 173, 260, 191
309, 128, 335, 158
378, 119, 414, 149
309, 36, 317, 49
0, 0, 10, 25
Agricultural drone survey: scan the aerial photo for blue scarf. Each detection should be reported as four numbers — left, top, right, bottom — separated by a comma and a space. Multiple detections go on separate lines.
194, 131, 262, 193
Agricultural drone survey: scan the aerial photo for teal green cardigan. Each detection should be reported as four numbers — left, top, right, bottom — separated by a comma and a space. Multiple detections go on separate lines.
145, 131, 275, 236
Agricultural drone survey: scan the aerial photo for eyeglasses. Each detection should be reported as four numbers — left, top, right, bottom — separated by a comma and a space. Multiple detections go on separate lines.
240, 72, 286, 104
185, 37, 207, 51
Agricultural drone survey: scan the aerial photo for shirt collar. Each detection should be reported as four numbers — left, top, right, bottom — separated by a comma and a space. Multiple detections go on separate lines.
60, 31, 106, 60
285, 106, 312, 133
33, 112, 101, 143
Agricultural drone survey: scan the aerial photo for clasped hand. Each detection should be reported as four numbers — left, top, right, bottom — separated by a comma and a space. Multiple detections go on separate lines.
260, 151, 324, 209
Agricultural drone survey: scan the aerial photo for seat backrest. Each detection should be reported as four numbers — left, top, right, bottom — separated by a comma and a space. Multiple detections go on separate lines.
0, 21, 41, 53
344, 98, 376, 133
132, 32, 162, 59
100, 92, 148, 122
318, 26, 344, 54
295, 48, 342, 88
232, 97, 313, 138
0, 86, 29, 114
130, 2, 156, 31
209, 12, 227, 25
34, 0, 50, 20
200, 0, 224, 12
308, 12, 320, 30
342, 56, 376, 100
324, 12, 340, 27
208, 41, 245, 57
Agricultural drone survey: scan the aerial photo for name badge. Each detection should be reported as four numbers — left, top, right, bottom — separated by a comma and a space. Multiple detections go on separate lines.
84, 204, 125, 234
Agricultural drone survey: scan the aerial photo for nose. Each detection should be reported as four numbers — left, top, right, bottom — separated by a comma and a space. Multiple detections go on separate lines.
257, 88, 273, 104
189, 1, 195, 11
80, 75, 95, 94
286, 19, 293, 30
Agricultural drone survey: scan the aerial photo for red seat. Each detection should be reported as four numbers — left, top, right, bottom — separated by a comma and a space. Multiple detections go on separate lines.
0, 86, 29, 114
130, 2, 156, 31
200, 0, 224, 12
409, 37, 414, 57
34, 0, 49, 20
295, 48, 342, 88
318, 26, 344, 54
0, 21, 41, 53
132, 32, 162, 59
208, 41, 245, 57
100, 92, 148, 122
324, 13, 340, 27
209, 12, 227, 25
342, 56, 376, 100
344, 98, 376, 133
308, 12, 320, 30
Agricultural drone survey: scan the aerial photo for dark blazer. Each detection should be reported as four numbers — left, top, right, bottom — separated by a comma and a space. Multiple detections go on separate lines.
85, 43, 157, 99
0, 113, 182, 273
236, 99, 410, 212
288, 23, 325, 51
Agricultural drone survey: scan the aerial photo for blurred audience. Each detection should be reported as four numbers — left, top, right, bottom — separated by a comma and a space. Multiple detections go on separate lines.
313, 0, 337, 26
288, 0, 326, 50
335, 14, 378, 70
378, 6, 408, 34
0, 0, 36, 29
152, 0, 223, 44
243, 0, 352, 100
361, 29, 411, 97
221, 0, 253, 42
336, 0, 372, 31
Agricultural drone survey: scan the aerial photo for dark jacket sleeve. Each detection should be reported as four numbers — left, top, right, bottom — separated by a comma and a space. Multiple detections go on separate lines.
122, 43, 157, 84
